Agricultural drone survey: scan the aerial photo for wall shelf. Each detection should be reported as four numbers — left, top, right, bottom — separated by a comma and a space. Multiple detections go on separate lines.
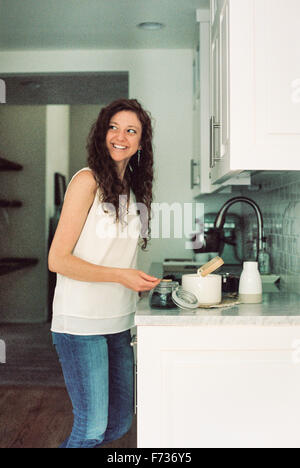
0, 157, 23, 172
0, 156, 38, 280
0, 257, 39, 277
0, 200, 22, 208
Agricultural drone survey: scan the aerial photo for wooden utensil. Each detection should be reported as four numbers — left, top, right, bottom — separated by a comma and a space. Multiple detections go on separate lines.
197, 256, 224, 278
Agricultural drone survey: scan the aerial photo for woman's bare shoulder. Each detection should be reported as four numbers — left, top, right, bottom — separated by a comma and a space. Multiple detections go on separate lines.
68, 169, 98, 195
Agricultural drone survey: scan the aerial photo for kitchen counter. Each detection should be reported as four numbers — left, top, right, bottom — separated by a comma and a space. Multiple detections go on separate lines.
135, 263, 300, 326
135, 290, 300, 326
136, 264, 300, 448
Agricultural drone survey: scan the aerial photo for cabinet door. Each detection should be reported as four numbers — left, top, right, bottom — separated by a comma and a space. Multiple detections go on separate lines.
208, 2, 248, 190
219, 2, 230, 161
213, 0, 300, 182
211, 0, 231, 183
137, 326, 300, 448
210, 0, 218, 27
210, 27, 221, 169
195, 11, 223, 194
191, 39, 201, 196
249, 0, 300, 169
193, 10, 224, 195
211, 0, 226, 28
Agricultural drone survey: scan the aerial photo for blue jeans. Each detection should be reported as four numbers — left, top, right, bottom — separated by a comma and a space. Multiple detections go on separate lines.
52, 329, 134, 448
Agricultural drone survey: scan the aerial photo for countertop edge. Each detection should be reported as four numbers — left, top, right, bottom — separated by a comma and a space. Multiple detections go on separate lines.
134, 316, 300, 327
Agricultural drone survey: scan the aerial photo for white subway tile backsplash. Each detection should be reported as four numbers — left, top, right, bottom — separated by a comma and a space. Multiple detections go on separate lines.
241, 171, 300, 293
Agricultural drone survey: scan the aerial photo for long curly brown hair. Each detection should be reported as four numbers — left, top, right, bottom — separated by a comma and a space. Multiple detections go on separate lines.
87, 98, 154, 250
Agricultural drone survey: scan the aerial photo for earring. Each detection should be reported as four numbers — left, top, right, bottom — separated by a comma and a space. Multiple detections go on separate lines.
138, 149, 141, 166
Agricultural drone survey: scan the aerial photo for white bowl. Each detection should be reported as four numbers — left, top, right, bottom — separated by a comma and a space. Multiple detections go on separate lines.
182, 274, 222, 306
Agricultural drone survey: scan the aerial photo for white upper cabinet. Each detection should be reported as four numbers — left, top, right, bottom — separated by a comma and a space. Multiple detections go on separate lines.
210, 0, 300, 185
192, 8, 250, 195
192, 9, 219, 195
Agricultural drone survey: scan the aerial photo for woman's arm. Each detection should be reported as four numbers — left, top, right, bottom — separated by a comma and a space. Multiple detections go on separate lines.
48, 170, 160, 292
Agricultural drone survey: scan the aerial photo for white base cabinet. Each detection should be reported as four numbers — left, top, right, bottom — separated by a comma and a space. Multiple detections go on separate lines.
137, 326, 300, 448
210, 0, 300, 185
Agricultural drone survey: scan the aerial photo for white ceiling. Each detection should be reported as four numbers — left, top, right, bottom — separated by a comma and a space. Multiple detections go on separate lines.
0, 0, 209, 51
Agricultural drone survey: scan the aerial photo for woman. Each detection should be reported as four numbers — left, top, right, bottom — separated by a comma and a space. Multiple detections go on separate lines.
48, 98, 160, 449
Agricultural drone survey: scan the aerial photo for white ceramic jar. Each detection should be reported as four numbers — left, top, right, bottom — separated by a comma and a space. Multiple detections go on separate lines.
182, 274, 222, 306
238, 261, 262, 304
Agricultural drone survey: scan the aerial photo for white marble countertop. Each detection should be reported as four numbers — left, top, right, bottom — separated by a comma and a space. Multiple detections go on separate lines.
135, 263, 300, 327
135, 291, 300, 326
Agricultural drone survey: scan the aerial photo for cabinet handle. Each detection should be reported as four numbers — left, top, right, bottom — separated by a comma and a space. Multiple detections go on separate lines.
210, 117, 214, 168
190, 159, 200, 189
130, 335, 137, 347
210, 116, 222, 168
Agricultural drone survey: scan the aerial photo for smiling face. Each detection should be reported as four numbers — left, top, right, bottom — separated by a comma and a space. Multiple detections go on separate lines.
106, 110, 142, 178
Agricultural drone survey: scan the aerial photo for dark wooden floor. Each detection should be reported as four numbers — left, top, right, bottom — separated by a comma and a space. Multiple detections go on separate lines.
0, 387, 136, 448
0, 324, 137, 448
0, 386, 137, 448
0, 386, 73, 448
0, 323, 65, 387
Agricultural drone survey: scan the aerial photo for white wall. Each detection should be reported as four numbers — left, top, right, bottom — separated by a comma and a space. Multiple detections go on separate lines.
0, 49, 194, 273
45, 105, 70, 241
69, 105, 101, 178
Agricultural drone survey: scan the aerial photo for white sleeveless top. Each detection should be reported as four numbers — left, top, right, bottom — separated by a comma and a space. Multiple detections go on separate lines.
51, 167, 140, 335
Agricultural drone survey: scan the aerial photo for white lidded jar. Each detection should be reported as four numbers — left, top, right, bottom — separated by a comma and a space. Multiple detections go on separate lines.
238, 262, 262, 304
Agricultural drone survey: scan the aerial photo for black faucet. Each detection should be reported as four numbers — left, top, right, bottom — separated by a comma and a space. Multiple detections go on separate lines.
213, 197, 264, 262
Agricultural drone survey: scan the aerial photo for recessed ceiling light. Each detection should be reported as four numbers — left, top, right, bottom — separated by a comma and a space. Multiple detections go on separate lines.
137, 22, 165, 31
